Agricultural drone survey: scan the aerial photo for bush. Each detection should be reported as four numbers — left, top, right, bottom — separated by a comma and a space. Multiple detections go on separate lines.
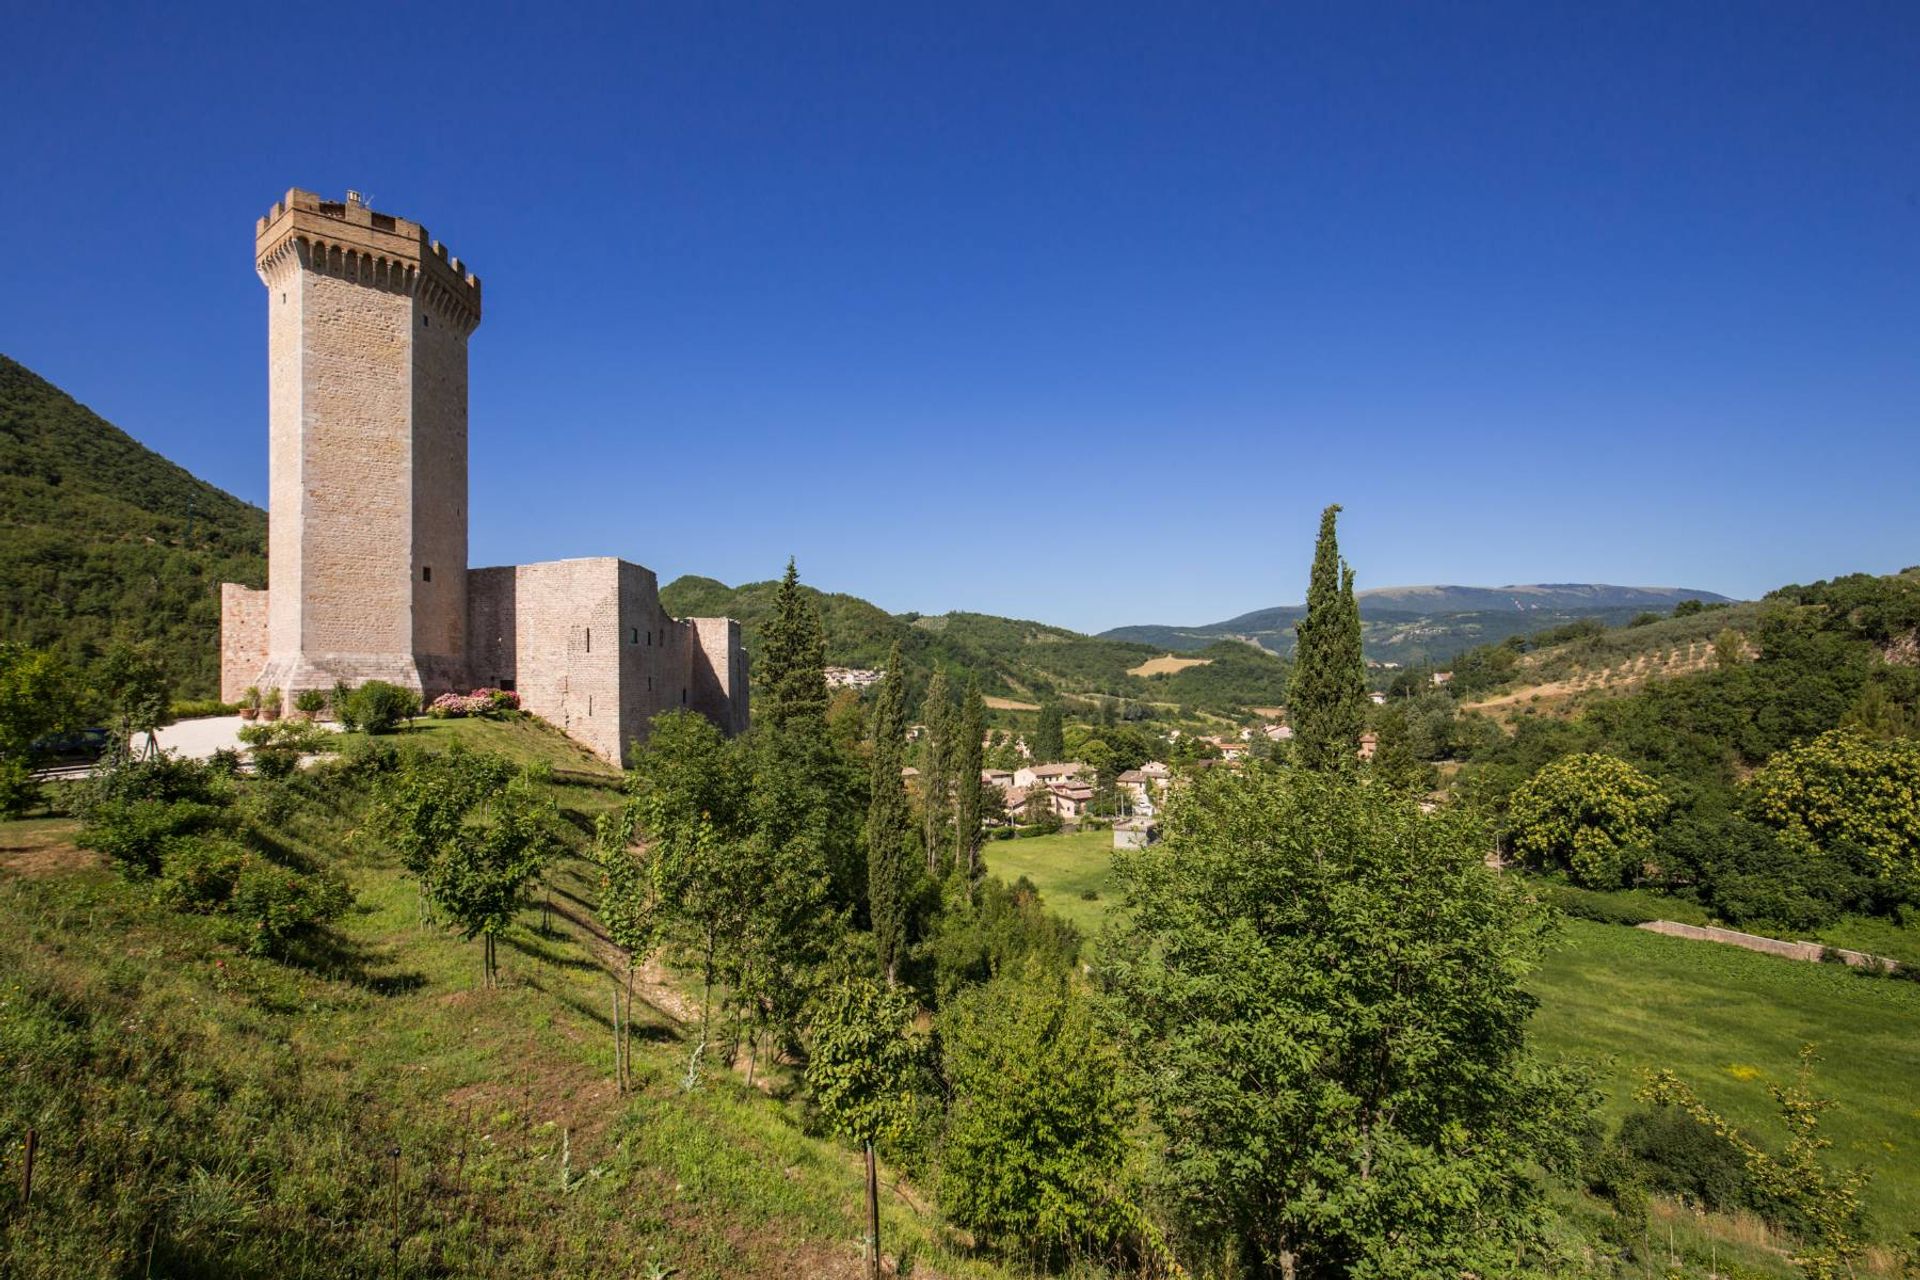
251, 745, 300, 779
259, 687, 282, 721
426, 687, 522, 720
170, 699, 238, 719
1537, 882, 1658, 925
1618, 1106, 1751, 1214
155, 834, 249, 911
207, 747, 245, 777
231, 859, 350, 957
344, 681, 419, 735
77, 798, 226, 878
292, 688, 328, 718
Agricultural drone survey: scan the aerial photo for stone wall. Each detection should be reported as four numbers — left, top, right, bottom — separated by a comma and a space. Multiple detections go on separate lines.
468, 558, 747, 765
219, 584, 269, 704
685, 616, 749, 736
1638, 920, 1900, 971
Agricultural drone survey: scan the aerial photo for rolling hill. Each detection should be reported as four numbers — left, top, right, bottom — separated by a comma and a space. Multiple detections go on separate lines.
1103, 583, 1737, 665
658, 577, 1291, 715
0, 354, 266, 697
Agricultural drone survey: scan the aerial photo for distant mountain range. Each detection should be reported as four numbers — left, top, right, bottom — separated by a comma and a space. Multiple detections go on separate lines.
1102, 584, 1739, 665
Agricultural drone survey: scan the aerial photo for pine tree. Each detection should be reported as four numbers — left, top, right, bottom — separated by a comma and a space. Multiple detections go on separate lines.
1292, 505, 1367, 771
1032, 700, 1065, 763
953, 679, 986, 883
920, 669, 954, 876
866, 643, 916, 984
760, 557, 829, 733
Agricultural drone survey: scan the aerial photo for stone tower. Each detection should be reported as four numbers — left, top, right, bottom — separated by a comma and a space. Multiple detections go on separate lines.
251, 189, 481, 701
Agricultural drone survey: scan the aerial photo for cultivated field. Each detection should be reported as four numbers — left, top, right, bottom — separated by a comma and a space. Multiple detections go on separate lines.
1126, 653, 1212, 678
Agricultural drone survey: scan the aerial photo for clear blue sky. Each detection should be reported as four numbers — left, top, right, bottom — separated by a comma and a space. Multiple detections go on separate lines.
3, 3, 1915, 633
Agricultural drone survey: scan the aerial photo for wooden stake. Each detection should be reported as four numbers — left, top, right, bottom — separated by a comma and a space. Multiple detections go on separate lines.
21, 1128, 35, 1205
865, 1141, 881, 1280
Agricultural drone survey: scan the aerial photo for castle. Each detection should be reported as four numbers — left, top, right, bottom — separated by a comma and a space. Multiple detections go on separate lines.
220, 189, 748, 763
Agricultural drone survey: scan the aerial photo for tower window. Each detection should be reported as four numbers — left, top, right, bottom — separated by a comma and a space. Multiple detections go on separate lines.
647, 676, 653, 692
584, 628, 591, 653
631, 627, 638, 644
588, 695, 594, 717
422, 566, 431, 582
681, 688, 687, 705
422, 314, 430, 328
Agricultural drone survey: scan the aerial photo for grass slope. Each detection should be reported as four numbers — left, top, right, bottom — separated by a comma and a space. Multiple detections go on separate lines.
0, 727, 1009, 1279
0, 354, 266, 697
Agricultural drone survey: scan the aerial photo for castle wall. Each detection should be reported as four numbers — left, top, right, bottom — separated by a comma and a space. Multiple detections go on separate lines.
686, 616, 750, 736
219, 584, 269, 704
467, 558, 744, 765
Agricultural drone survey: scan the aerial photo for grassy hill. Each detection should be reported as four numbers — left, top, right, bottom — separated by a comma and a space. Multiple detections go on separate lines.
661, 576, 1290, 717
1105, 584, 1738, 666
0, 741, 1009, 1279
0, 354, 265, 698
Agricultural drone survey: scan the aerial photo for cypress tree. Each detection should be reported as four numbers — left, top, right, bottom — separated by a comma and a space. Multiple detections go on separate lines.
760, 558, 829, 733
865, 642, 916, 984
1292, 505, 1367, 771
919, 669, 954, 876
952, 679, 986, 882
1032, 700, 1065, 762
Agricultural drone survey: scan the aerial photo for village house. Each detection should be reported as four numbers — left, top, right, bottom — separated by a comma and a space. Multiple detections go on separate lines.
1358, 731, 1380, 761
1014, 761, 1087, 789
824, 666, 884, 690
981, 767, 1015, 791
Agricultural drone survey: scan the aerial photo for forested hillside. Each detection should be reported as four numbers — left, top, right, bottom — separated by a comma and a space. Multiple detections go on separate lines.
0, 355, 264, 697
661, 574, 1290, 716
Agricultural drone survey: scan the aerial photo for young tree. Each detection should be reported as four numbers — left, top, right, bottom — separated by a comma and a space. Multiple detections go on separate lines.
952, 679, 986, 882
1291, 505, 1368, 772
595, 803, 655, 1092
1032, 700, 1065, 763
626, 710, 752, 1049
866, 643, 918, 985
1507, 752, 1669, 888
1639, 1047, 1871, 1280
938, 961, 1138, 1263
919, 669, 955, 876
98, 642, 173, 758
805, 975, 923, 1280
760, 557, 830, 733
0, 643, 77, 816
1103, 766, 1592, 1277
373, 752, 559, 987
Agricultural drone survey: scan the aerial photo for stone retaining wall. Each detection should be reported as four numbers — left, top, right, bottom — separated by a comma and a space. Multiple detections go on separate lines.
1637, 920, 1899, 971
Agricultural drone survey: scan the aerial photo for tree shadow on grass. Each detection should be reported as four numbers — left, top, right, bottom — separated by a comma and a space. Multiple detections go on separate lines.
281, 929, 427, 996
503, 929, 600, 974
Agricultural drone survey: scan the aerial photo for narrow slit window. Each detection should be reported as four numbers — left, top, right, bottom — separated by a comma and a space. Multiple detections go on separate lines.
631, 628, 638, 644
422, 566, 431, 582
584, 628, 591, 653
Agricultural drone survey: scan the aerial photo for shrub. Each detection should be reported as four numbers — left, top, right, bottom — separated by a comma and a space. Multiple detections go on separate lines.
1536, 882, 1658, 926
77, 798, 225, 878
231, 859, 350, 957
292, 688, 328, 719
155, 834, 249, 911
207, 747, 245, 777
252, 745, 300, 779
170, 699, 238, 719
426, 688, 522, 720
259, 687, 283, 721
1618, 1106, 1752, 1214
345, 681, 419, 735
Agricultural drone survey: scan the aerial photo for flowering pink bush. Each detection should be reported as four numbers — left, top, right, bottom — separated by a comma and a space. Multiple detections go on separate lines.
426, 688, 523, 720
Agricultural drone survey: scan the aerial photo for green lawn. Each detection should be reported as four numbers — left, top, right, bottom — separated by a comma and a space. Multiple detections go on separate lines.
1531, 917, 1920, 1237
984, 828, 1920, 1244
981, 830, 1119, 936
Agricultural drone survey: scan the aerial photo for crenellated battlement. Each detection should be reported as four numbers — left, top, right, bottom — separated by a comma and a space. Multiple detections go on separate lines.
256, 188, 480, 330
